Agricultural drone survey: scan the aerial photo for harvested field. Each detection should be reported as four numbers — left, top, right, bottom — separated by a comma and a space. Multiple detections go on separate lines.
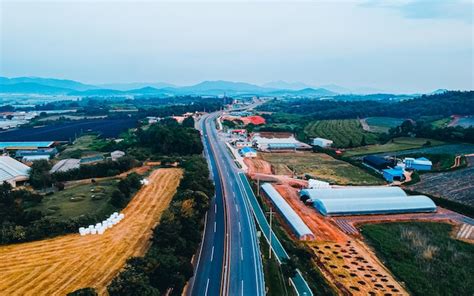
0, 168, 182, 296
308, 241, 407, 295
244, 157, 273, 175
409, 156, 474, 206
260, 152, 384, 185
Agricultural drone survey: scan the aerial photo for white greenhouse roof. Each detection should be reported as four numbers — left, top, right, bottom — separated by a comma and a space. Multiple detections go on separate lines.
314, 195, 436, 216
300, 186, 406, 201
261, 183, 314, 240
0, 156, 30, 182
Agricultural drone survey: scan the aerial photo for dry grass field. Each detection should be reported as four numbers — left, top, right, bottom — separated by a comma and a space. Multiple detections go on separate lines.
0, 168, 182, 296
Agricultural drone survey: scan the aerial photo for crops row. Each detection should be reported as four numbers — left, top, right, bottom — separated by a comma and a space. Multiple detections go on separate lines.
0, 119, 137, 142
304, 119, 378, 148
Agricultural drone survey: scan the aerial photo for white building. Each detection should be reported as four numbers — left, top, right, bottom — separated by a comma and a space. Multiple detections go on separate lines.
235, 141, 253, 149
50, 159, 80, 173
0, 156, 30, 187
111, 150, 126, 161
239, 147, 258, 158
312, 137, 333, 148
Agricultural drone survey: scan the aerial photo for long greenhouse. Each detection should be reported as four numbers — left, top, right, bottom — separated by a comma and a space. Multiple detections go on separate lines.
313, 195, 437, 216
299, 187, 407, 203
261, 183, 315, 240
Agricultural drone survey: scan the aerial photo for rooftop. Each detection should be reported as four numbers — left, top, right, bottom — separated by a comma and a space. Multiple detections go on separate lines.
0, 156, 30, 182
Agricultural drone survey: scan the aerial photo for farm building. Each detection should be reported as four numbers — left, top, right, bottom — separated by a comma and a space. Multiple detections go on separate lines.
80, 155, 105, 165
382, 167, 405, 182
111, 150, 125, 161
229, 129, 247, 135
239, 147, 257, 158
300, 186, 407, 203
252, 132, 311, 152
235, 141, 253, 148
22, 155, 50, 162
313, 196, 436, 216
15, 148, 58, 159
0, 141, 54, 151
0, 156, 30, 187
307, 179, 331, 189
50, 159, 80, 173
404, 157, 432, 171
363, 155, 394, 170
261, 183, 315, 240
312, 137, 333, 148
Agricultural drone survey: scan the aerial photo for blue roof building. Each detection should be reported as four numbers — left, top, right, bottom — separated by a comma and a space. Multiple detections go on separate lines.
383, 167, 405, 182
239, 147, 257, 157
404, 157, 432, 171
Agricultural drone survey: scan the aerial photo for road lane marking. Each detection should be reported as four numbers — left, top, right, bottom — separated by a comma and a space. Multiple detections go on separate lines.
211, 246, 214, 261
241, 280, 244, 296
239, 222, 241, 233
215, 204, 217, 213
205, 278, 210, 296
235, 204, 239, 212
214, 222, 216, 233
240, 247, 243, 261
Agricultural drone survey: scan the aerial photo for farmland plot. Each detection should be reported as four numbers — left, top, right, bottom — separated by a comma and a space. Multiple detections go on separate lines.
409, 156, 474, 206
0, 168, 182, 296
304, 119, 378, 148
365, 117, 405, 133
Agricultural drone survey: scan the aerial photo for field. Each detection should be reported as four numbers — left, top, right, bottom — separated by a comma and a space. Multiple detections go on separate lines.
365, 117, 405, 133
0, 168, 182, 295
28, 179, 118, 220
0, 119, 137, 141
361, 222, 474, 296
409, 156, 474, 206
58, 135, 107, 159
344, 137, 445, 157
304, 119, 378, 148
260, 152, 384, 185
455, 116, 474, 128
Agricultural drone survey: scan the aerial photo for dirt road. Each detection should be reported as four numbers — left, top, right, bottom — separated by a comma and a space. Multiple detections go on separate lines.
0, 168, 182, 296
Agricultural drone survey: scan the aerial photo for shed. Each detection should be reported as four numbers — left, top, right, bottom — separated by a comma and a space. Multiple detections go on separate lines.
404, 157, 432, 171
363, 155, 393, 170
50, 159, 80, 173
300, 186, 406, 203
22, 155, 50, 162
383, 167, 405, 182
111, 150, 125, 161
239, 147, 257, 158
261, 183, 315, 240
0, 156, 30, 187
80, 155, 105, 165
312, 137, 333, 148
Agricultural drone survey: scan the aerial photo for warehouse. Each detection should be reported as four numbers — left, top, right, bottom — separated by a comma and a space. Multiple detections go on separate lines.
404, 157, 432, 171
239, 147, 257, 158
252, 132, 311, 151
312, 137, 333, 148
0, 141, 54, 151
261, 183, 315, 240
0, 156, 30, 187
313, 195, 436, 216
363, 155, 394, 171
50, 158, 80, 173
383, 167, 405, 182
300, 186, 407, 203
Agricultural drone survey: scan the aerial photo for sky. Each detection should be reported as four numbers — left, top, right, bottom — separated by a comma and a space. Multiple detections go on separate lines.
0, 0, 473, 93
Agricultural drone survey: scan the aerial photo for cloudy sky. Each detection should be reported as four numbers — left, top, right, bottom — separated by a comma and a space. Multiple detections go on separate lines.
0, 0, 472, 93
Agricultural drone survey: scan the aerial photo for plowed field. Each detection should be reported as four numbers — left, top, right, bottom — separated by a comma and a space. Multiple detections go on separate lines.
0, 168, 182, 296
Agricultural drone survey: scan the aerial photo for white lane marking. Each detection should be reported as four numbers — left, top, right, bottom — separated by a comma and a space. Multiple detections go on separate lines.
239, 222, 241, 233
211, 246, 214, 261
240, 247, 243, 261
215, 204, 217, 213
235, 204, 239, 212
205, 278, 210, 296
241, 280, 244, 296
214, 221, 217, 232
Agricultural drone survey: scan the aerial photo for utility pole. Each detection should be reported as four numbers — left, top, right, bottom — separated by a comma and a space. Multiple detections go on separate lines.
257, 178, 260, 196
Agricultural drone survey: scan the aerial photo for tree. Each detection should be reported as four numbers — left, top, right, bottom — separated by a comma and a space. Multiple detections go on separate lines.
67, 288, 98, 296
111, 190, 126, 208
281, 258, 298, 280
29, 160, 52, 189
182, 116, 195, 128
360, 135, 367, 146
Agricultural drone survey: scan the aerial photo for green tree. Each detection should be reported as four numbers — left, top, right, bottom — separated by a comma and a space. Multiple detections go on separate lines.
67, 287, 98, 296
182, 116, 195, 128
29, 160, 52, 189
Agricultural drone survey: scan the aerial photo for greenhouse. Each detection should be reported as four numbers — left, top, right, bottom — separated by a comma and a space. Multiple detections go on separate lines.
299, 186, 407, 203
313, 195, 436, 216
261, 183, 315, 240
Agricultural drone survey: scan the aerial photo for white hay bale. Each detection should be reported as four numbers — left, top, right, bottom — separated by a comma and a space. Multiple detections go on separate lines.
88, 225, 94, 231
79, 227, 86, 236
97, 227, 105, 235
84, 228, 91, 235
107, 222, 113, 229
91, 228, 97, 235
113, 212, 119, 218
119, 213, 125, 219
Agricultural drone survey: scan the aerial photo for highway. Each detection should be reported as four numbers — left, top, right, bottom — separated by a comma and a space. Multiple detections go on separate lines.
188, 112, 265, 296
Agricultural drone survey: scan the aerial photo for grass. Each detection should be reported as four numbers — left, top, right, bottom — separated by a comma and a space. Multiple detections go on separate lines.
361, 222, 474, 296
344, 137, 445, 157
58, 135, 107, 159
431, 117, 451, 128
261, 152, 384, 185
365, 117, 405, 133
304, 119, 378, 148
29, 179, 118, 220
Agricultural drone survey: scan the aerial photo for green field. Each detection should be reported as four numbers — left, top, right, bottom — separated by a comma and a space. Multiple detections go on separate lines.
304, 119, 378, 148
58, 135, 108, 159
29, 179, 118, 220
365, 117, 405, 133
344, 137, 445, 157
430, 117, 451, 128
361, 222, 474, 296
261, 152, 384, 185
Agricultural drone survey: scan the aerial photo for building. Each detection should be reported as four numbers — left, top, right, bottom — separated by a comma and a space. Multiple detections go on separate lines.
15, 148, 58, 159
300, 185, 436, 216
307, 179, 331, 189
235, 141, 253, 148
111, 150, 125, 161
0, 156, 30, 187
229, 129, 247, 135
404, 157, 432, 171
382, 167, 405, 182
261, 183, 315, 240
80, 155, 105, 165
363, 155, 394, 171
0, 141, 54, 151
313, 196, 436, 216
312, 137, 333, 148
239, 147, 257, 158
22, 155, 50, 162
252, 132, 311, 152
50, 159, 80, 173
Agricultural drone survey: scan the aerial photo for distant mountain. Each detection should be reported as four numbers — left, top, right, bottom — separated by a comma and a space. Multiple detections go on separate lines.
97, 82, 175, 91
268, 87, 337, 97
0, 76, 97, 91
430, 89, 448, 95
0, 82, 74, 94
180, 80, 271, 93
319, 84, 352, 94
262, 81, 313, 90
